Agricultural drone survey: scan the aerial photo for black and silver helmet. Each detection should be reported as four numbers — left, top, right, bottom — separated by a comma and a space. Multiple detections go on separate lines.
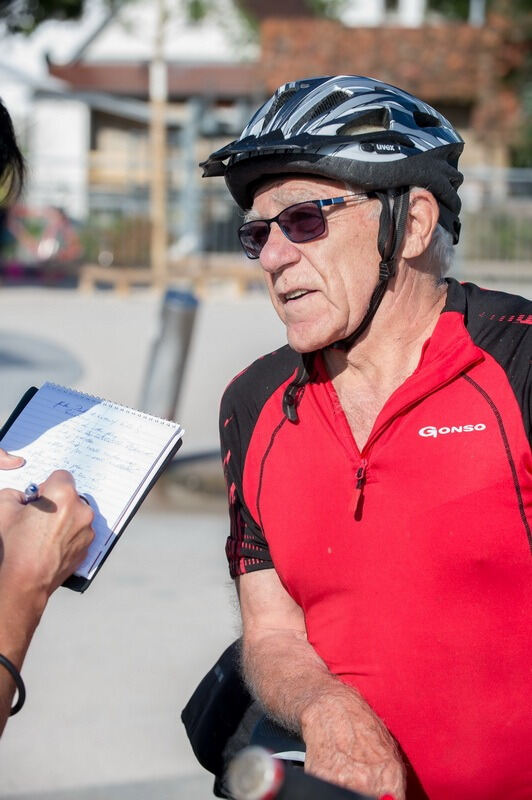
202, 74, 464, 244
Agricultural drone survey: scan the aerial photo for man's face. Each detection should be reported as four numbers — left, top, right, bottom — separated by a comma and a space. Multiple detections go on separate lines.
251, 176, 381, 353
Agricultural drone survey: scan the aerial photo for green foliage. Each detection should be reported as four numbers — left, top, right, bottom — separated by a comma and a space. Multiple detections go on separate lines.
510, 81, 532, 167
183, 0, 209, 22
464, 209, 532, 261
0, 0, 223, 34
511, 124, 532, 167
427, 0, 470, 18
0, 0, 86, 33
428, 0, 532, 19
0, 0, 350, 33
307, 0, 347, 18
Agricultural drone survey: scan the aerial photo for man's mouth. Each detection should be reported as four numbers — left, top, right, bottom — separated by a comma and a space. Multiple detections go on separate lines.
283, 289, 312, 302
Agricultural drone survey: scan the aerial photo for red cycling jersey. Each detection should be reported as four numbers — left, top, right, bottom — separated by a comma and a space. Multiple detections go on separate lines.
220, 280, 532, 800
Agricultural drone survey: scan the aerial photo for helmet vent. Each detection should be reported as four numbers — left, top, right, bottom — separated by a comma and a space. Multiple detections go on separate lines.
263, 88, 298, 127
296, 90, 352, 129
337, 108, 390, 135
413, 111, 441, 128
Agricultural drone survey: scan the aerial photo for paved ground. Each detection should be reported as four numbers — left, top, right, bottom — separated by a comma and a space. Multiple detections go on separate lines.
0, 273, 529, 798
3, 775, 214, 800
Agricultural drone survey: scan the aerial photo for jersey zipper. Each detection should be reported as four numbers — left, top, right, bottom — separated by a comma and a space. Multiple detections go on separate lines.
353, 458, 367, 518
338, 334, 485, 521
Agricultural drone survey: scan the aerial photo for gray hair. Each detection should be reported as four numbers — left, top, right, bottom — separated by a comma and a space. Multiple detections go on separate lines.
424, 222, 455, 276
376, 186, 455, 276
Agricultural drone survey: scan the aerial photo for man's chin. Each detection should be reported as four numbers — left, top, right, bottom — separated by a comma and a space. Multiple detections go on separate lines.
286, 330, 340, 354
288, 343, 314, 354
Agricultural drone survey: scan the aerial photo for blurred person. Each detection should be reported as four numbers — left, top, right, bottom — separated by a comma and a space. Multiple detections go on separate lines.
0, 99, 95, 735
200, 76, 532, 799
0, 99, 23, 207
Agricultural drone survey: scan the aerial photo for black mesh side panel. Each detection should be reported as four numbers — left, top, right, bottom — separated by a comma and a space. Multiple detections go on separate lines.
220, 345, 301, 576
446, 278, 532, 443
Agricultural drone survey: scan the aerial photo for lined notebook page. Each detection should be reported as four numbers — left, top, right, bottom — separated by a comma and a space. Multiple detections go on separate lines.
0, 383, 184, 579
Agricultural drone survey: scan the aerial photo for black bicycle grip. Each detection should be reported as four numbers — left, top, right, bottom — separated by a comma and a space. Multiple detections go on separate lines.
227, 746, 385, 800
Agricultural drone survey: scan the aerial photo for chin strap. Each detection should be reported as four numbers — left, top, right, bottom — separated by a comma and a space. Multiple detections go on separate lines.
282, 187, 411, 422
331, 187, 411, 352
282, 353, 313, 422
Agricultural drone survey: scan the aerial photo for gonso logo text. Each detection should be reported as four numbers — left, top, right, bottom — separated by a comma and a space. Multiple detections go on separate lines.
418, 423, 487, 438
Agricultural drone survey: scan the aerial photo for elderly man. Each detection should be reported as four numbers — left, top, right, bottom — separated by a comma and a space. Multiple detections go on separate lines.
0, 98, 94, 734
201, 76, 531, 799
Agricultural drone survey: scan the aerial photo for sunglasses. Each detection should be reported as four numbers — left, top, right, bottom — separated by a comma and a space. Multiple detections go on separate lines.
238, 192, 370, 259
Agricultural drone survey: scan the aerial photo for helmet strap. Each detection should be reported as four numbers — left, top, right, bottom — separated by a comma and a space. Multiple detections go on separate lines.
282, 353, 313, 422
331, 187, 410, 351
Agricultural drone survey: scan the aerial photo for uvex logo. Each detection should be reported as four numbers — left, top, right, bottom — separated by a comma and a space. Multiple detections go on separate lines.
418, 423, 487, 438
375, 142, 400, 153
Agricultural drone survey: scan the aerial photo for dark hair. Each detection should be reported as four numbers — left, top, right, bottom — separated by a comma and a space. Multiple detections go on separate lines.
0, 98, 25, 205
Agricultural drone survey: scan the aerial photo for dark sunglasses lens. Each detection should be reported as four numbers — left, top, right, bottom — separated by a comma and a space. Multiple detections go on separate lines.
238, 221, 269, 258
280, 203, 325, 242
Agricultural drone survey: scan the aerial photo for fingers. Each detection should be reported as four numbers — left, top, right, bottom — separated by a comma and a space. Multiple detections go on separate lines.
76, 524, 96, 556
0, 448, 25, 470
0, 470, 96, 601
0, 487, 27, 504
0, 472, 94, 527
40, 470, 90, 505
29, 472, 95, 532
46, 513, 95, 593
39, 469, 76, 491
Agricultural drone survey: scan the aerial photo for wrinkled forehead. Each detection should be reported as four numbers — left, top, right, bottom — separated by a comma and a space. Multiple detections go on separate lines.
250, 173, 352, 213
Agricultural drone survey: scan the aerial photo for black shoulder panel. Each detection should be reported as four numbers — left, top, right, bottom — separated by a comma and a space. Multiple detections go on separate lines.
219, 345, 301, 488
447, 279, 531, 441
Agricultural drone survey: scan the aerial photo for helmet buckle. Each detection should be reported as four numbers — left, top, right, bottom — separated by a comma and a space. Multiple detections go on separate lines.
379, 260, 395, 281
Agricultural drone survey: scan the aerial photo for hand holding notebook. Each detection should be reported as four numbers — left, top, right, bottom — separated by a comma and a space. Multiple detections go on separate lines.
0, 383, 184, 590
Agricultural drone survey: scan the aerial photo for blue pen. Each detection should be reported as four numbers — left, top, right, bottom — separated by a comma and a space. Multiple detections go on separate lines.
23, 483, 40, 504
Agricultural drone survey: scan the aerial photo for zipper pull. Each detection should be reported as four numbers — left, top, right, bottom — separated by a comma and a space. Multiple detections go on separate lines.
353, 459, 367, 518
356, 460, 367, 490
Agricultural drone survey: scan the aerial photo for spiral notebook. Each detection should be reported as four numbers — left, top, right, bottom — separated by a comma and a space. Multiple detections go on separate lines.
0, 383, 184, 591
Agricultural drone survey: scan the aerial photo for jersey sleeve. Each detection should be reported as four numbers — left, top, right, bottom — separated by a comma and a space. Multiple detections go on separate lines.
220, 385, 273, 578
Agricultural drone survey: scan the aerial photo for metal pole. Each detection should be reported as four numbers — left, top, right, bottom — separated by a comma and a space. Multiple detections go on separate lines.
469, 0, 485, 26
178, 98, 203, 252
149, 0, 169, 288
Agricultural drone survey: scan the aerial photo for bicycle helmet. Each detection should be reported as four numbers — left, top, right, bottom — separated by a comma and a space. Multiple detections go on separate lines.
201, 76, 464, 415
202, 75, 463, 242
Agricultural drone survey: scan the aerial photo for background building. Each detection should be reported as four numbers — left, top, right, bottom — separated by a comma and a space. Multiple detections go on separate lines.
1, 0, 530, 281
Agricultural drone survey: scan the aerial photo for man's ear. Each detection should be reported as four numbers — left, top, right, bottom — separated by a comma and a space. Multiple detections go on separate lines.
401, 190, 440, 259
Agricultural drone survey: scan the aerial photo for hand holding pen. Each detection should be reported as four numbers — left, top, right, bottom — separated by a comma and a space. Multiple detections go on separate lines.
22, 481, 90, 508
0, 471, 95, 592
0, 470, 95, 732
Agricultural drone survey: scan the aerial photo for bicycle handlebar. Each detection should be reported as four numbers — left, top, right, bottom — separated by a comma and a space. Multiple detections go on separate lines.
227, 746, 395, 800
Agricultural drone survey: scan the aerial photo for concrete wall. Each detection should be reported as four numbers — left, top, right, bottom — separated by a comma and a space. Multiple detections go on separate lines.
26, 97, 90, 220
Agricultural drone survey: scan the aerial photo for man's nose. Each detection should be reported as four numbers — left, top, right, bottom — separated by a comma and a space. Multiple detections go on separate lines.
259, 223, 300, 274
